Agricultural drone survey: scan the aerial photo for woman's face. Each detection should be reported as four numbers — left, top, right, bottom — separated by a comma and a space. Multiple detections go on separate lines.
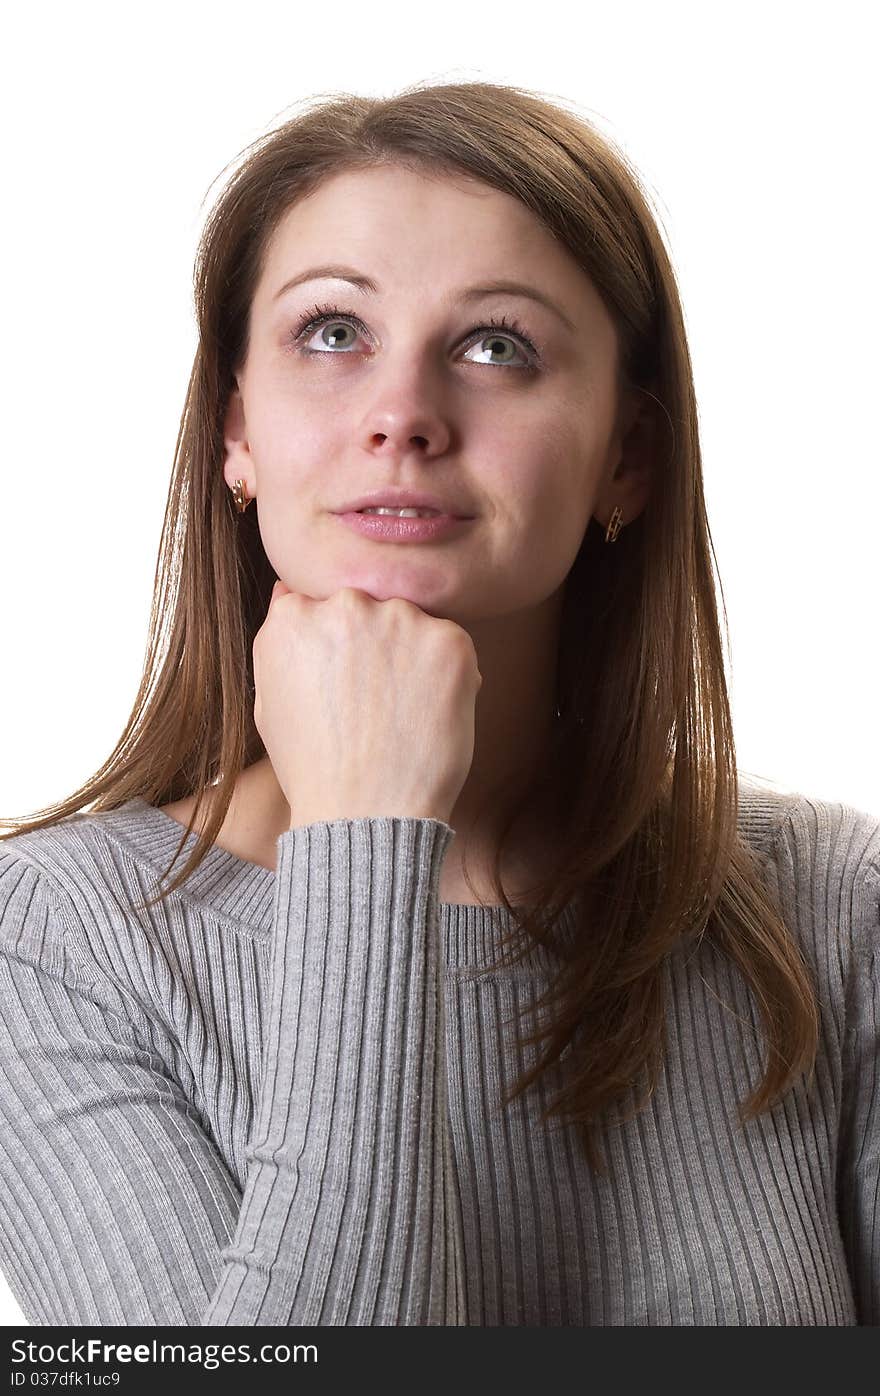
224, 163, 635, 621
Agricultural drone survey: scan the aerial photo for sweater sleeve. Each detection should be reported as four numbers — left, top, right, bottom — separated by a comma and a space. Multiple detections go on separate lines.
0, 817, 465, 1326
837, 843, 880, 1327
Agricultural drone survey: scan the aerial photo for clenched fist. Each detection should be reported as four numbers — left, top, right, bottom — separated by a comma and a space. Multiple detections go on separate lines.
252, 580, 483, 829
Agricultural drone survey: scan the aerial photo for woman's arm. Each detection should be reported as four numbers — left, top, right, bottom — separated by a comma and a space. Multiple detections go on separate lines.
0, 818, 464, 1326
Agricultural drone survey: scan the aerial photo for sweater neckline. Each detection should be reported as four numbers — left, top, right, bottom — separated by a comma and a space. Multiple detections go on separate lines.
93, 798, 580, 955
85, 781, 792, 954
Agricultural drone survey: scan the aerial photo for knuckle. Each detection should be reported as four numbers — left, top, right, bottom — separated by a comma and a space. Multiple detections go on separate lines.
446, 621, 476, 656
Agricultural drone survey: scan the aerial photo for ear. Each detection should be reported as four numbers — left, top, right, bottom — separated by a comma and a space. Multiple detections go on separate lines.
221, 387, 253, 493
601, 389, 659, 526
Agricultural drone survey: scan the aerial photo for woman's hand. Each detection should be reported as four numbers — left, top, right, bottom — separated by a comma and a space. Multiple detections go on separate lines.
253, 579, 482, 829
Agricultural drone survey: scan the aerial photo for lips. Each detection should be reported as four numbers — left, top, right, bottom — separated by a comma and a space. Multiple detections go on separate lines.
335, 510, 474, 543
335, 490, 473, 518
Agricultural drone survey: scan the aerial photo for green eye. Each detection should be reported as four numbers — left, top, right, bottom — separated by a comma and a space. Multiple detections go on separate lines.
291, 303, 541, 369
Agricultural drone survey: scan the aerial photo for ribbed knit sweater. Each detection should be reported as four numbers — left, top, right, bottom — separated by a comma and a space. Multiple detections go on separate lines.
0, 778, 878, 1326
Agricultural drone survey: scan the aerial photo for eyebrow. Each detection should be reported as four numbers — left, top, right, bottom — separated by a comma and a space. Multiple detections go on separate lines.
271, 263, 576, 334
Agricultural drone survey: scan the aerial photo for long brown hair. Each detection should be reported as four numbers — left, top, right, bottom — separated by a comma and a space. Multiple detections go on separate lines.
1, 79, 818, 1174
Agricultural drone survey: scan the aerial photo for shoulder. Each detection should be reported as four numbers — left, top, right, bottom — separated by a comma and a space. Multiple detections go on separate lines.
771, 783, 879, 965
0, 813, 168, 1033
0, 833, 56, 958
1, 810, 109, 900
0, 821, 100, 981
0, 806, 149, 955
735, 773, 805, 853
737, 772, 880, 877
737, 773, 880, 977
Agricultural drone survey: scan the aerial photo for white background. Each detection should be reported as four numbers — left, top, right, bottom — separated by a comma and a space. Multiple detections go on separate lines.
1, 0, 877, 1326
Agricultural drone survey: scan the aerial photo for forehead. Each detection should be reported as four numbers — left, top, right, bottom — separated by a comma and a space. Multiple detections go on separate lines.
266, 164, 547, 257
257, 164, 614, 340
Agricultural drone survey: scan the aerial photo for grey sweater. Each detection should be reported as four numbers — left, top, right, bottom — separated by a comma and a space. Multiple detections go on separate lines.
0, 778, 878, 1326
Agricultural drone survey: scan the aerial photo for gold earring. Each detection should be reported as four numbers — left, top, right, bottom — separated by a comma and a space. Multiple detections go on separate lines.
231, 479, 251, 514
605, 506, 623, 543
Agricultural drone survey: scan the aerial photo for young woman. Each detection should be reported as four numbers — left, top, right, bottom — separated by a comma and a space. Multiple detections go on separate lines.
1, 79, 877, 1327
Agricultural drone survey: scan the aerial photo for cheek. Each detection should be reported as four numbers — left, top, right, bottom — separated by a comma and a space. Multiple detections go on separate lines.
252, 406, 344, 496
500, 443, 595, 573
502, 439, 586, 528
